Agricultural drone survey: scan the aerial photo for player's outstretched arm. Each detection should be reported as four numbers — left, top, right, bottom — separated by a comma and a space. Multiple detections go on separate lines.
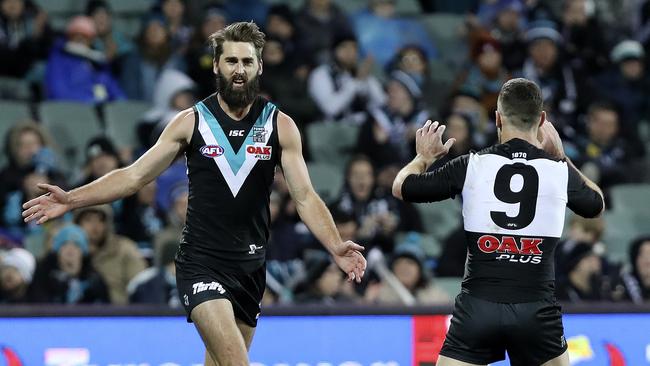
277, 112, 366, 282
22, 109, 194, 224
392, 120, 455, 200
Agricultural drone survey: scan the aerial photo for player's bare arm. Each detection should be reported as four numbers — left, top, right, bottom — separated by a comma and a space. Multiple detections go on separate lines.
392, 120, 455, 200
277, 112, 367, 282
538, 119, 605, 215
22, 109, 195, 224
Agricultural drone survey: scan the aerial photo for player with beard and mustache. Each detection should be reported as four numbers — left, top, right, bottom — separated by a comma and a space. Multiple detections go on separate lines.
22, 21, 367, 364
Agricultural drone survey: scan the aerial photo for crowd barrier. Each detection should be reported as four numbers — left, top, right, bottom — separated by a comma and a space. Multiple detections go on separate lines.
1, 303, 649, 366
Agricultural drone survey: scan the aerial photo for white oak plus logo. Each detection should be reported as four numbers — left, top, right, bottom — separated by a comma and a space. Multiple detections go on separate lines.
478, 235, 544, 264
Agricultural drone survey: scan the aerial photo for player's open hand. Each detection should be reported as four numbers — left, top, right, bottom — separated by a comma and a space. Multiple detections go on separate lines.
332, 241, 367, 283
415, 120, 456, 163
22, 183, 71, 224
538, 119, 565, 159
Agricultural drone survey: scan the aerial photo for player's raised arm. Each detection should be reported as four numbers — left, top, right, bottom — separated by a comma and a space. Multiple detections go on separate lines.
392, 120, 456, 201
277, 112, 366, 282
22, 109, 194, 224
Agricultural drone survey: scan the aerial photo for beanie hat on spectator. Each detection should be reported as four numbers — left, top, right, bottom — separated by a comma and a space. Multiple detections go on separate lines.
563, 242, 596, 273
303, 250, 333, 284
389, 70, 422, 100
610, 40, 645, 63
52, 225, 89, 255
85, 136, 121, 165
525, 21, 563, 44
66, 16, 97, 39
1, 248, 36, 284
470, 34, 501, 61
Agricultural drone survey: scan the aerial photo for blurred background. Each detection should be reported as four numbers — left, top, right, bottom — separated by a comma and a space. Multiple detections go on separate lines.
0, 0, 649, 364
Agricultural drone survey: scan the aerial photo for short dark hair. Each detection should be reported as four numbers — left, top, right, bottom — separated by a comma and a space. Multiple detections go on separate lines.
497, 78, 543, 130
587, 101, 618, 119
208, 21, 265, 63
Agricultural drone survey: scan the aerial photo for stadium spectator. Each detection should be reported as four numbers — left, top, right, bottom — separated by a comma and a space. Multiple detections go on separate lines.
555, 215, 607, 283
351, 0, 436, 69
74, 136, 123, 187
593, 40, 650, 157
222, 0, 268, 26
155, 0, 192, 55
332, 155, 400, 252
74, 205, 146, 304
117, 181, 163, 258
29, 224, 109, 304
477, 0, 527, 71
293, 250, 355, 304
560, 0, 608, 75
620, 236, 650, 303
518, 21, 590, 135
260, 36, 319, 128
386, 45, 440, 112
85, 0, 134, 73
456, 32, 511, 116
153, 172, 187, 258
295, 0, 353, 64
368, 243, 449, 305
0, 122, 60, 218
435, 223, 466, 277
264, 4, 304, 66
0, 247, 35, 303
45, 16, 125, 103
446, 91, 494, 148
185, 5, 226, 99
573, 102, 634, 190
308, 33, 385, 124
127, 239, 180, 307
555, 242, 612, 302
120, 15, 183, 102
357, 70, 428, 167
0, 0, 53, 79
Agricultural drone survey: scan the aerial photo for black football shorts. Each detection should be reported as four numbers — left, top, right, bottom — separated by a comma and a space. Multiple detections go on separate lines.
440, 292, 567, 366
175, 260, 266, 327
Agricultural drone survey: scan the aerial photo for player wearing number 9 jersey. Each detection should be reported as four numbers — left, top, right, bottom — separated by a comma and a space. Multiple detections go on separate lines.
393, 78, 604, 366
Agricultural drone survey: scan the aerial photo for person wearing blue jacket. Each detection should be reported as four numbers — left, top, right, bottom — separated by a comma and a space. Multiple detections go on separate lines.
45, 16, 124, 103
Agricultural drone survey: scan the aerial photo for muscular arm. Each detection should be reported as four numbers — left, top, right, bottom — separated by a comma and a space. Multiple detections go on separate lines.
278, 112, 342, 253
68, 109, 193, 209
23, 109, 194, 224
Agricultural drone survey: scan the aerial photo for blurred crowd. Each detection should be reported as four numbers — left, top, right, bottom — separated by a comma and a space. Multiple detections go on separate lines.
1, 0, 650, 307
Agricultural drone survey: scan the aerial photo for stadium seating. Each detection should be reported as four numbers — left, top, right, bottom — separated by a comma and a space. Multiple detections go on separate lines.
434, 276, 462, 298
109, 0, 153, 15
306, 121, 360, 170
418, 13, 468, 66
104, 101, 151, 151
307, 162, 344, 203
601, 184, 650, 262
39, 102, 103, 173
415, 198, 462, 242
395, 231, 442, 258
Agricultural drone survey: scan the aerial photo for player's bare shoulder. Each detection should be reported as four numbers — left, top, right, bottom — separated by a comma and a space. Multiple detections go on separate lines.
276, 111, 301, 148
162, 107, 196, 145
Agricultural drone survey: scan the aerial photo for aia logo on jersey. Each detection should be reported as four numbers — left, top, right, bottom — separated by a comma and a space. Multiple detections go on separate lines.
478, 235, 544, 264
200, 145, 224, 158
246, 145, 272, 160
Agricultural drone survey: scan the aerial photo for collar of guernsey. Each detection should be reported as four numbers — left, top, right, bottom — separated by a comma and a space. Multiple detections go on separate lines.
195, 100, 277, 197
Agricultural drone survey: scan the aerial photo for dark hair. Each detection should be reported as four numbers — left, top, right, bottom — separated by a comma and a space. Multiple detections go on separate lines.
497, 78, 543, 130
629, 236, 650, 280
587, 101, 618, 119
208, 21, 265, 63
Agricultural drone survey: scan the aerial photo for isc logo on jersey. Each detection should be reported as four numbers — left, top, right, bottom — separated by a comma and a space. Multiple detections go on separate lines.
246, 145, 272, 160
200, 145, 224, 158
478, 235, 544, 264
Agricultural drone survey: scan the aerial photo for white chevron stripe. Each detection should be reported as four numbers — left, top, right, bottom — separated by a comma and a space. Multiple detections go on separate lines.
197, 107, 275, 196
